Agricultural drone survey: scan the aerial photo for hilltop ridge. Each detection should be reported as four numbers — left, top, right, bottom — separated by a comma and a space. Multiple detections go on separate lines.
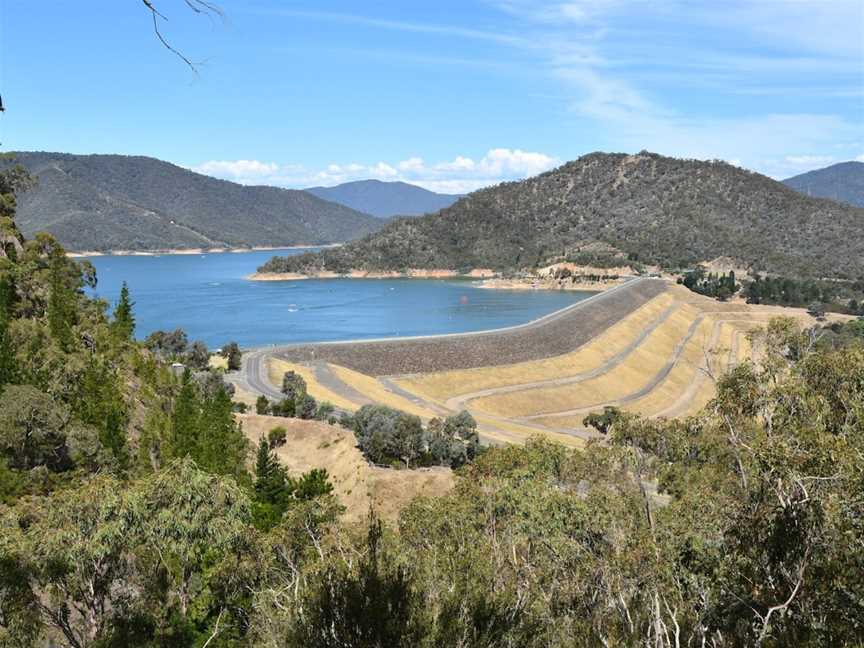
260, 151, 864, 280
6, 152, 383, 252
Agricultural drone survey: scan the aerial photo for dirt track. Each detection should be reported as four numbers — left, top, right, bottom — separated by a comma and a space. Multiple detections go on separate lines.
274, 278, 668, 376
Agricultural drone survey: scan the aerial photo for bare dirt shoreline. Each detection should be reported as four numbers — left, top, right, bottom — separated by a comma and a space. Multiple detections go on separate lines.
66, 244, 341, 258
247, 268, 498, 281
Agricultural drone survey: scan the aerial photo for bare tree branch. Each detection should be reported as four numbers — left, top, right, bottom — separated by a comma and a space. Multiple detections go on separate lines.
140, 0, 222, 72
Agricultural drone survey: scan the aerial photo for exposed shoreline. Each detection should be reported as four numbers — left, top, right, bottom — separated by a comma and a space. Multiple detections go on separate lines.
67, 243, 341, 258
247, 268, 634, 292
247, 268, 498, 281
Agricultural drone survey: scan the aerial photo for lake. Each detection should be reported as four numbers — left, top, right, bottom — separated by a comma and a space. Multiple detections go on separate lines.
83, 249, 592, 348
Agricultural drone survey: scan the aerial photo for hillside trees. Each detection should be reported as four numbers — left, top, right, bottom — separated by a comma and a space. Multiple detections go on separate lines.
352, 405, 478, 468
680, 268, 738, 300
47, 245, 77, 350
258, 151, 864, 281
161, 370, 248, 479
222, 340, 242, 370
0, 272, 16, 390
111, 281, 135, 340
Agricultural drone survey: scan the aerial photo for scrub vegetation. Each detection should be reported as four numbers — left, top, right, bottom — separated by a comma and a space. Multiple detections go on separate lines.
2, 163, 864, 647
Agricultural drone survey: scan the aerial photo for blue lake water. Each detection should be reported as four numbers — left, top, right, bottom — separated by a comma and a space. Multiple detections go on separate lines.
83, 249, 591, 348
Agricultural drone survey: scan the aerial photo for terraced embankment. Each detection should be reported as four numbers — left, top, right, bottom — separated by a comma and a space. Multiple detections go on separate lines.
237, 280, 810, 446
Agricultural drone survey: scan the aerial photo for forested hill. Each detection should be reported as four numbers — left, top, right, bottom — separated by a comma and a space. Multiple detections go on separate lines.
783, 161, 864, 208
306, 180, 462, 218
6, 152, 383, 251
260, 151, 864, 280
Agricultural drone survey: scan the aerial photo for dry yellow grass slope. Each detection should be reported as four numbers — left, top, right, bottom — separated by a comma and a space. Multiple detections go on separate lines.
328, 365, 440, 419
239, 414, 454, 523
469, 304, 703, 418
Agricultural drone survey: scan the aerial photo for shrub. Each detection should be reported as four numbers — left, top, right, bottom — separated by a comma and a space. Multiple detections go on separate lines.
268, 426, 287, 449
255, 395, 271, 415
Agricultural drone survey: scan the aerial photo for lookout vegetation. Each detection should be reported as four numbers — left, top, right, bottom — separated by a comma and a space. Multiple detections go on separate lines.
260, 151, 864, 282
1, 163, 864, 646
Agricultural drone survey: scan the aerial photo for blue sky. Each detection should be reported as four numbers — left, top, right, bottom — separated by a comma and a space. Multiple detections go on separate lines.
1, 0, 862, 192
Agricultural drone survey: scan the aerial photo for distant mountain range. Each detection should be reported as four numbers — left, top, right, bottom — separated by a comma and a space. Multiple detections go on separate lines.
783, 161, 864, 208
6, 152, 383, 252
306, 180, 461, 218
261, 151, 864, 281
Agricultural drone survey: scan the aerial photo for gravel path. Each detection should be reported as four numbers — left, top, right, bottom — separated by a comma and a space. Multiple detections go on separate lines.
275, 278, 667, 376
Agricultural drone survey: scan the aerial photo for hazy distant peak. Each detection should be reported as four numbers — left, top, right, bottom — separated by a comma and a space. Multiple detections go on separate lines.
305, 179, 462, 218
783, 161, 864, 208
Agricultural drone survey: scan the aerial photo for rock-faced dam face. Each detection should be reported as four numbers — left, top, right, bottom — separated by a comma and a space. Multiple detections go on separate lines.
276, 278, 668, 377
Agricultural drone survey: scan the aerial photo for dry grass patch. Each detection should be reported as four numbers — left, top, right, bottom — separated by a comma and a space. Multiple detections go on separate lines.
239, 414, 454, 523
626, 319, 747, 418
328, 365, 441, 419
472, 414, 586, 448
208, 354, 228, 370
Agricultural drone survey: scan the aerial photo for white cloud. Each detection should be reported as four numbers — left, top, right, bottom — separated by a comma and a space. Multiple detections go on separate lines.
191, 148, 559, 195
398, 157, 425, 172
855, 154, 864, 162
191, 159, 279, 180
784, 155, 835, 167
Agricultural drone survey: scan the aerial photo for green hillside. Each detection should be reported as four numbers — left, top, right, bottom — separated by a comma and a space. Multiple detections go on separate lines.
7, 152, 383, 251
261, 151, 864, 280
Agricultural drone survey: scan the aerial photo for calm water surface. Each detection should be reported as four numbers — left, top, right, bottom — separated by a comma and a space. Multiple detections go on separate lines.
84, 249, 591, 348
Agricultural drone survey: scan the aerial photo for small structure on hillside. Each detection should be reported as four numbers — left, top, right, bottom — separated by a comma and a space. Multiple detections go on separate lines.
170, 362, 186, 378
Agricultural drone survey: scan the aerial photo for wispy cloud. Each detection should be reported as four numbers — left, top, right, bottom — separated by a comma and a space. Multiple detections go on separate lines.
191, 148, 560, 194
247, 1, 862, 180
258, 8, 530, 48
191, 160, 280, 180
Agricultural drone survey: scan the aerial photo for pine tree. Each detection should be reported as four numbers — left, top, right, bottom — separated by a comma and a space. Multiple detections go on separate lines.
77, 359, 129, 468
197, 386, 247, 478
0, 275, 16, 390
254, 436, 273, 486
48, 246, 74, 350
170, 371, 201, 460
111, 281, 135, 340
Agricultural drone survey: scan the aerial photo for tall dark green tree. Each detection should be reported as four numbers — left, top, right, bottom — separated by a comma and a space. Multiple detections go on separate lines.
197, 386, 248, 478
222, 341, 242, 371
111, 281, 135, 341
0, 273, 16, 390
47, 245, 75, 350
170, 371, 200, 461
76, 359, 129, 468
